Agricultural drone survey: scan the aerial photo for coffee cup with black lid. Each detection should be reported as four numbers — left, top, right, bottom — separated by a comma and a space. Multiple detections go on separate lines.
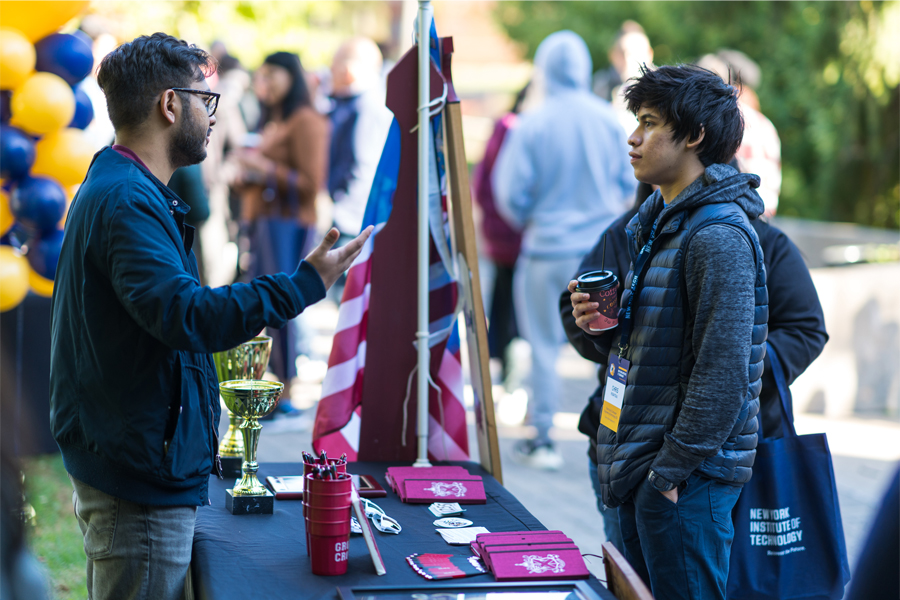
575, 270, 619, 331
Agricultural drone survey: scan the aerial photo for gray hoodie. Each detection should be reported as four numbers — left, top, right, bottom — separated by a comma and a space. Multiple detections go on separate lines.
492, 31, 637, 259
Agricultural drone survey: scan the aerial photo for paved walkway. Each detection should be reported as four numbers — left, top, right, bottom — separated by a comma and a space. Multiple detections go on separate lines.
242, 299, 900, 588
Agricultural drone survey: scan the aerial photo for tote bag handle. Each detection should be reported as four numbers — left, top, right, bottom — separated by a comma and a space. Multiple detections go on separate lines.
766, 342, 797, 438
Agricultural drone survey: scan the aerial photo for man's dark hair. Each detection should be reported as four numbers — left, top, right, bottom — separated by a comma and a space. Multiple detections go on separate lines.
624, 64, 744, 166
97, 32, 217, 133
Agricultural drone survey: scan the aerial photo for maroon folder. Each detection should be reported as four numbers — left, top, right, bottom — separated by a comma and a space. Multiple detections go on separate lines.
488, 547, 590, 581
402, 478, 486, 504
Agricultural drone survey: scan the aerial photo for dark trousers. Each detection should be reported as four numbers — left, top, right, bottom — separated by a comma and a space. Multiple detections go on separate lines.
487, 262, 517, 378
619, 472, 742, 600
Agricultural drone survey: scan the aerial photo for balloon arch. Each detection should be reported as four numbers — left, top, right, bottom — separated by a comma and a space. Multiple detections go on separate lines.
0, 0, 93, 311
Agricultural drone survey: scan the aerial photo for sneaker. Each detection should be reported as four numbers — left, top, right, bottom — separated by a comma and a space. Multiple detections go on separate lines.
511, 439, 564, 471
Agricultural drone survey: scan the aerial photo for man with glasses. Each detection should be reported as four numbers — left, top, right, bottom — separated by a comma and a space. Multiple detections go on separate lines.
50, 33, 372, 600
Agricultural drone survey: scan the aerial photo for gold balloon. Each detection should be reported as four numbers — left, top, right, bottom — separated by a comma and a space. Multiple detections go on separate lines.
10, 72, 75, 135
28, 268, 54, 297
32, 129, 94, 187
0, 27, 35, 90
0, 2, 90, 43
0, 189, 13, 236
0, 245, 30, 312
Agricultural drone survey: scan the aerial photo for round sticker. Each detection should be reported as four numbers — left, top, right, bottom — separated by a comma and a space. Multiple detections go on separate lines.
434, 517, 473, 528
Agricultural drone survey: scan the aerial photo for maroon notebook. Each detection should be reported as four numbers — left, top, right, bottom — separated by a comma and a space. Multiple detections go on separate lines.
489, 548, 590, 581
480, 543, 578, 573
402, 478, 486, 504
385, 466, 473, 493
473, 531, 570, 557
476, 531, 570, 545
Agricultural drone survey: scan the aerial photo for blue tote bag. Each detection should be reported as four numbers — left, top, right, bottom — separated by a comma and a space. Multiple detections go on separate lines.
727, 344, 851, 600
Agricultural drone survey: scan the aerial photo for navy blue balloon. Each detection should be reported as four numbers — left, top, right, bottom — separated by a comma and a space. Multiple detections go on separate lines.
9, 176, 67, 235
0, 125, 36, 182
34, 33, 94, 86
26, 227, 65, 280
0, 223, 26, 249
0, 91, 10, 124
69, 84, 94, 130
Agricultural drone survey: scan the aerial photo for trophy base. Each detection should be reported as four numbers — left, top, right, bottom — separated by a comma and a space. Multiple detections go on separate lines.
226, 488, 274, 515
219, 456, 243, 479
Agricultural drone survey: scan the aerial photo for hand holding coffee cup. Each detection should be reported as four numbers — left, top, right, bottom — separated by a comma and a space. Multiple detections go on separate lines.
569, 270, 619, 335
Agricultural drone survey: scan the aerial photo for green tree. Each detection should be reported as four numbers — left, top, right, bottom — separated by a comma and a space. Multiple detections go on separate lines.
87, 1, 393, 69
495, 1, 899, 229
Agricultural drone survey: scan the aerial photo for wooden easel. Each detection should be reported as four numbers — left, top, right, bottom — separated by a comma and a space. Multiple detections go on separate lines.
440, 37, 503, 484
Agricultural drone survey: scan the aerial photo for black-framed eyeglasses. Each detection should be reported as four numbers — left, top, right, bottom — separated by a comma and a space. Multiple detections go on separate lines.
170, 88, 220, 117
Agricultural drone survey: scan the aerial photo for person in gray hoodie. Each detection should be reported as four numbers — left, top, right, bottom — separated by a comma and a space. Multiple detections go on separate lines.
493, 31, 636, 469
568, 64, 767, 600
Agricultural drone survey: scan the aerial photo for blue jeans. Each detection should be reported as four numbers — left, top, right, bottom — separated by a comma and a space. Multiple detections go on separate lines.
588, 457, 623, 552
618, 472, 742, 600
69, 475, 197, 600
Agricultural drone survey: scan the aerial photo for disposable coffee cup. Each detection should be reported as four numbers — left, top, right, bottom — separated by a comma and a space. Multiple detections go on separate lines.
575, 270, 619, 331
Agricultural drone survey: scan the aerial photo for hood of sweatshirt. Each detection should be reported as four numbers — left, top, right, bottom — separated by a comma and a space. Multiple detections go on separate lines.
534, 30, 593, 96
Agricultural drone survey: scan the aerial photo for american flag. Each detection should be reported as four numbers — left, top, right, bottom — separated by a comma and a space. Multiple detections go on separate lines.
312, 27, 468, 461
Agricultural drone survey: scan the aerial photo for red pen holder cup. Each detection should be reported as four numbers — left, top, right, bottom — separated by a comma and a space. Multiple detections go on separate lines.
303, 469, 350, 557
302, 461, 348, 517
309, 534, 350, 576
307, 514, 352, 537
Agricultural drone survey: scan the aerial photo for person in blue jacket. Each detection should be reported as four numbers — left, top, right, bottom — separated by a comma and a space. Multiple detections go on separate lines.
49, 33, 371, 600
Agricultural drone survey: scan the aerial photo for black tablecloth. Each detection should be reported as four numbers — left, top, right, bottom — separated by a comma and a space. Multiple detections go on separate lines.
191, 461, 613, 600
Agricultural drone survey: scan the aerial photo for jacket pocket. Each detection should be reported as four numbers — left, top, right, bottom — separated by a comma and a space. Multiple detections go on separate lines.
159, 356, 213, 481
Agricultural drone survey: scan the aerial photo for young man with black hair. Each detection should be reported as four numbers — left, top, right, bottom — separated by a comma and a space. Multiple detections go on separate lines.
50, 33, 371, 600
568, 64, 768, 599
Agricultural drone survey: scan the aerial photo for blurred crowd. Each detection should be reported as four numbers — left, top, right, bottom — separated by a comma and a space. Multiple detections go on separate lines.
73, 18, 783, 431
476, 20, 783, 469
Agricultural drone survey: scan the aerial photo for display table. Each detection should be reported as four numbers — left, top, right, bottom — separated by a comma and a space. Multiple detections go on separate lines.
191, 461, 614, 599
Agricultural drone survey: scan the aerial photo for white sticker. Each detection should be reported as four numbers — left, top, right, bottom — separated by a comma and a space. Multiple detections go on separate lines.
433, 517, 473, 528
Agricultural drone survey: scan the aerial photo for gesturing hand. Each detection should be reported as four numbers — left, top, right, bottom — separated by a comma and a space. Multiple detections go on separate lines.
305, 226, 374, 291
567, 279, 602, 336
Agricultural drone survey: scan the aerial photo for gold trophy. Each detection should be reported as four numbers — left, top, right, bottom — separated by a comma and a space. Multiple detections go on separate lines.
220, 379, 283, 515
212, 336, 273, 478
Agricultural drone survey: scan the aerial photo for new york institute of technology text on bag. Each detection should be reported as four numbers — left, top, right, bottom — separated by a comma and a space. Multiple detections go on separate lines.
727, 344, 850, 600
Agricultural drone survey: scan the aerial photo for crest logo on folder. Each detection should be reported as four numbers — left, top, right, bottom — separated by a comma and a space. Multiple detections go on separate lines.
515, 554, 566, 574
425, 481, 468, 498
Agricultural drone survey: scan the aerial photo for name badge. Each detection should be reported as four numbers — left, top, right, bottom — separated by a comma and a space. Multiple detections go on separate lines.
600, 354, 630, 432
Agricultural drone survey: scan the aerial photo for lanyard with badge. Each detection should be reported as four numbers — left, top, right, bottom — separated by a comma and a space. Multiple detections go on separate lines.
600, 214, 664, 433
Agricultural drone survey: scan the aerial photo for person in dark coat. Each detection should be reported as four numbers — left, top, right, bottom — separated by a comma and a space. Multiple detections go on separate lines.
561, 176, 828, 552
50, 33, 371, 600
565, 64, 793, 599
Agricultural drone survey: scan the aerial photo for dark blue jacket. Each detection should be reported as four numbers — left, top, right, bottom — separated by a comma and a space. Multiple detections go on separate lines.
50, 148, 325, 506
